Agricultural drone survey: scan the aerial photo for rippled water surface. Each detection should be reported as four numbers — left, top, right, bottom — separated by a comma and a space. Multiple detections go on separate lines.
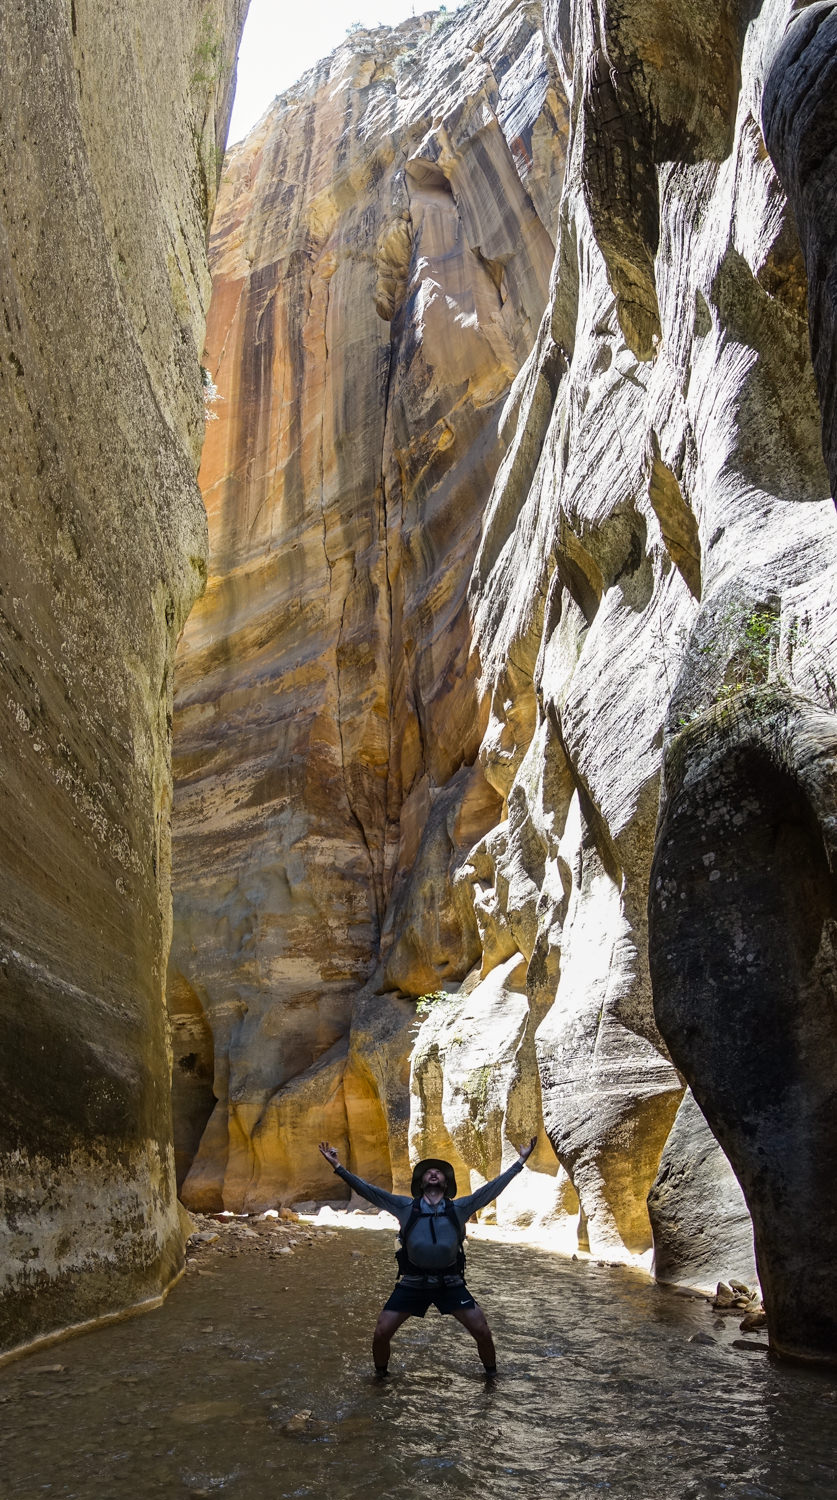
3, 1230, 837, 1499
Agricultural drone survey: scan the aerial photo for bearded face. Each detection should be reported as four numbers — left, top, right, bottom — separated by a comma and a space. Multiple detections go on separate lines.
421, 1166, 447, 1193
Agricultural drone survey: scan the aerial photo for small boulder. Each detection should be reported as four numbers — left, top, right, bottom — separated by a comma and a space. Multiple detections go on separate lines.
282, 1409, 313, 1435
739, 1310, 768, 1332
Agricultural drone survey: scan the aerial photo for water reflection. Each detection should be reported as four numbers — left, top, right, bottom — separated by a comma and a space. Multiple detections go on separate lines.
1, 1231, 836, 1498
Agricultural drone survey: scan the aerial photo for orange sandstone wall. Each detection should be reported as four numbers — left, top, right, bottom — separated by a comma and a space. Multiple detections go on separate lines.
170, 2, 564, 1209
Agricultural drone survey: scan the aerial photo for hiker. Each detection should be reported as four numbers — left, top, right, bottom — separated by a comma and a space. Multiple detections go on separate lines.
317, 1136, 536, 1377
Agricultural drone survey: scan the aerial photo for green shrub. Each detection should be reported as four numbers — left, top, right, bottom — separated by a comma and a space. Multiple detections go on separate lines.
415, 990, 452, 1016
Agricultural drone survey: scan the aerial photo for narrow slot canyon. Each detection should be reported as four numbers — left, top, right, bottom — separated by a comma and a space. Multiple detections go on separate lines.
2, 1, 837, 1496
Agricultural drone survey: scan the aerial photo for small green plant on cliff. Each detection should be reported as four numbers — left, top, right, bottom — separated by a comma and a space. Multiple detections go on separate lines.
739, 609, 779, 680
675, 605, 781, 729
415, 989, 451, 1016
722, 609, 779, 704
467, 1064, 492, 1123
192, 15, 223, 88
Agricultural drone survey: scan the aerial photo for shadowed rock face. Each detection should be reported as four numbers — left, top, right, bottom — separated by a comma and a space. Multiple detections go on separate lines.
172, 0, 837, 1347
0, 0, 246, 1358
763, 3, 837, 498
649, 693, 837, 1362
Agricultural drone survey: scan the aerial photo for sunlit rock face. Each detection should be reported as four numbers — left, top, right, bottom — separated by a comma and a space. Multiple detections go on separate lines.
418, 0, 836, 1282
643, 6, 837, 1363
173, 0, 837, 1340
0, 0, 246, 1358
170, 1, 565, 1211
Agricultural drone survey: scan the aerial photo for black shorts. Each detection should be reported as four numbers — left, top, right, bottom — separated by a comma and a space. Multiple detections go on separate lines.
383, 1280, 478, 1318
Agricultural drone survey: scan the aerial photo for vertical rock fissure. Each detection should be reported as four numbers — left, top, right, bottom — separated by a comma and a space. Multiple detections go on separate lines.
316, 254, 381, 933
379, 324, 399, 916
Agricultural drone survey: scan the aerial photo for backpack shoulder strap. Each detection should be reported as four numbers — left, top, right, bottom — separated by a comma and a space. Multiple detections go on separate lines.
399, 1198, 423, 1246
444, 1199, 466, 1243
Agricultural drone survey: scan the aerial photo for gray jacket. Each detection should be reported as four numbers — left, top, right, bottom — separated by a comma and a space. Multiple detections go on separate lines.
333, 1159, 524, 1272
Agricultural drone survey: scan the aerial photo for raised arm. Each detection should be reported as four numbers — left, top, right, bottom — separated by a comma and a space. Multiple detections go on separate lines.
452, 1138, 536, 1225
317, 1141, 411, 1220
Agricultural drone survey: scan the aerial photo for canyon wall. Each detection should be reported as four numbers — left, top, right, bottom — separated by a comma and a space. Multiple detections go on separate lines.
171, 0, 837, 1359
0, 0, 247, 1357
170, 1, 566, 1209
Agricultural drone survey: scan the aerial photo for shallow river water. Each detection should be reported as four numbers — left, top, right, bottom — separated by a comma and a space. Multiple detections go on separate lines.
3, 1229, 837, 1500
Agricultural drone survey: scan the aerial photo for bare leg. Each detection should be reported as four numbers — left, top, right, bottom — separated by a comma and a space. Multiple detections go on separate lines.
452, 1304, 496, 1370
372, 1308, 410, 1372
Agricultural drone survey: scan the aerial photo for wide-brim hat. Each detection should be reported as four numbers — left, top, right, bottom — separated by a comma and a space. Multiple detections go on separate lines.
411, 1158, 457, 1197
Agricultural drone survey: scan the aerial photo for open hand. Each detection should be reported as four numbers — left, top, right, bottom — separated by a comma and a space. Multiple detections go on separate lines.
517, 1136, 536, 1163
319, 1141, 340, 1169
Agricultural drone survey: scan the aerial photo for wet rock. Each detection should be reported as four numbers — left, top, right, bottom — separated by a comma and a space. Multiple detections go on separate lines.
687, 1332, 716, 1346
740, 1311, 768, 1333
713, 1285, 734, 1309
281, 1410, 313, 1436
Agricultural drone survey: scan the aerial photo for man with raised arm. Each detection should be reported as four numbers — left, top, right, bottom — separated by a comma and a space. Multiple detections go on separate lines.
317, 1137, 536, 1378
